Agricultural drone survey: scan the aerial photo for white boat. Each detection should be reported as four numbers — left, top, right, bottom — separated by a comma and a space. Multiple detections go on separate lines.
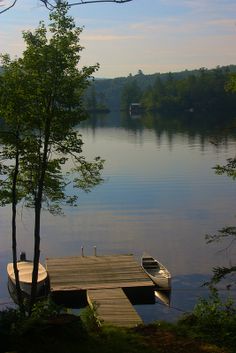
7, 253, 49, 302
141, 253, 171, 290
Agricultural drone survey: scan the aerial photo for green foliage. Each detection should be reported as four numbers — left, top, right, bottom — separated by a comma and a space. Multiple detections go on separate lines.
214, 158, 236, 179
0, 307, 22, 334
0, 303, 231, 353
209, 266, 236, 289
30, 298, 62, 319
206, 226, 236, 243
0, 2, 103, 215
141, 66, 236, 113
205, 227, 236, 288
0, 308, 22, 352
206, 154, 236, 289
80, 304, 101, 332
98, 325, 149, 353
225, 72, 236, 92
121, 79, 142, 110
0, 3, 104, 312
86, 65, 236, 112
179, 288, 236, 350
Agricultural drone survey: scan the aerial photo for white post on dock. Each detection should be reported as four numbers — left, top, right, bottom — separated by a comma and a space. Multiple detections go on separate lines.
81, 246, 84, 257
94, 246, 97, 256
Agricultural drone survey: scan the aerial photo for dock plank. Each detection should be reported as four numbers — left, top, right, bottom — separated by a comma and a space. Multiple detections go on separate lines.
46, 254, 155, 321
87, 288, 143, 327
46, 254, 153, 292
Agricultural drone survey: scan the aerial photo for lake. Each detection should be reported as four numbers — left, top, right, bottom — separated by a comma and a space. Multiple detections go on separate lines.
0, 111, 236, 322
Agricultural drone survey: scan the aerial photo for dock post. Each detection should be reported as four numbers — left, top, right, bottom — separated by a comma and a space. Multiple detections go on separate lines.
81, 246, 84, 257
94, 246, 97, 256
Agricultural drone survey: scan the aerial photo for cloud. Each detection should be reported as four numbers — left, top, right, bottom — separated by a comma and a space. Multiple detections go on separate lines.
130, 13, 236, 37
206, 18, 236, 28
162, 0, 236, 12
82, 33, 143, 42
1, 0, 236, 78
80, 16, 236, 78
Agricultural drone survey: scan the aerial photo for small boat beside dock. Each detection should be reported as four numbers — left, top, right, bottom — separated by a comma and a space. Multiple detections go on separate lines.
7, 252, 49, 303
141, 253, 171, 290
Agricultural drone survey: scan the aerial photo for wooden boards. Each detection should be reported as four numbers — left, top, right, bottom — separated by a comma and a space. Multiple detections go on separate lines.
87, 288, 143, 327
46, 254, 155, 326
46, 254, 153, 292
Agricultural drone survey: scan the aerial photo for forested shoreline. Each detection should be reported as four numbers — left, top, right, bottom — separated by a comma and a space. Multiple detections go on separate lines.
2, 64, 236, 114
85, 65, 236, 114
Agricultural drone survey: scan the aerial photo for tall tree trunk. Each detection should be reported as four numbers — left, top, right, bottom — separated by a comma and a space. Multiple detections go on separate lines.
29, 116, 51, 314
12, 138, 24, 314
29, 195, 42, 312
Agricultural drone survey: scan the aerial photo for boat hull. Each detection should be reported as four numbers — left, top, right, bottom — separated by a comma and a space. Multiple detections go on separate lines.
7, 261, 49, 304
8, 277, 49, 305
141, 254, 171, 290
148, 272, 171, 290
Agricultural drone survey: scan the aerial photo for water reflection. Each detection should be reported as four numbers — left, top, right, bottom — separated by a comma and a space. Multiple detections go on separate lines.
135, 273, 211, 322
1, 112, 236, 319
81, 111, 236, 151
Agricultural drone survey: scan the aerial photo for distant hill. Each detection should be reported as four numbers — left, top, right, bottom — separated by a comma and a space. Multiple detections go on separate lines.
1, 64, 236, 113
85, 65, 236, 111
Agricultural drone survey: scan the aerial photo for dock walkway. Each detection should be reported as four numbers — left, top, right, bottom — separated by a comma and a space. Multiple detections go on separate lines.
46, 254, 154, 327
87, 288, 143, 327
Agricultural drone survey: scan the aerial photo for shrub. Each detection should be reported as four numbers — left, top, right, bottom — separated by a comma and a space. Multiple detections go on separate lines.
179, 287, 236, 350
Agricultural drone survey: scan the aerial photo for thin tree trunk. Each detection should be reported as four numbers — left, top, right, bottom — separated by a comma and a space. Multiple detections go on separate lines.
12, 137, 24, 313
29, 196, 41, 312
29, 114, 51, 314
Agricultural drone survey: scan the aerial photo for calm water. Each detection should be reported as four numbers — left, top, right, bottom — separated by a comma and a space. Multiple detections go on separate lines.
1, 112, 236, 322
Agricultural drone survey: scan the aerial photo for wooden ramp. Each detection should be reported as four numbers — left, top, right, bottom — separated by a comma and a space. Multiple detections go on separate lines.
87, 288, 143, 327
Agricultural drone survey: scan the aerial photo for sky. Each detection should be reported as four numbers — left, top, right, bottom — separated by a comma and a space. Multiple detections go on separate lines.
1, 0, 236, 78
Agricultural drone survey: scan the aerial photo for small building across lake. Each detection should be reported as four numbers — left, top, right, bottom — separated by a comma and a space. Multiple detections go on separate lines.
129, 103, 144, 116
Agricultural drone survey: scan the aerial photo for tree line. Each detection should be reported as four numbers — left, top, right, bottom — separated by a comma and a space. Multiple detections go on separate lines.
86, 66, 236, 114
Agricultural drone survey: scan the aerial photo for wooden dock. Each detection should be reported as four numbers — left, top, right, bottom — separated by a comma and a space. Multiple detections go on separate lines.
46, 254, 155, 327
87, 288, 143, 327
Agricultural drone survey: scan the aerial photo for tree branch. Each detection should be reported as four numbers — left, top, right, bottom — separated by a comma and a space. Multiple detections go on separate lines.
0, 0, 132, 14
68, 0, 133, 6
0, 0, 18, 14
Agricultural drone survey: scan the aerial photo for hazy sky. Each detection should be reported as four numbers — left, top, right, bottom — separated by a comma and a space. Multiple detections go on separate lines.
1, 0, 236, 78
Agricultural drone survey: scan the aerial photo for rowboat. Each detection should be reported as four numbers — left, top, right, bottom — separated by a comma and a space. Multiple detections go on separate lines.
141, 253, 171, 290
7, 253, 49, 303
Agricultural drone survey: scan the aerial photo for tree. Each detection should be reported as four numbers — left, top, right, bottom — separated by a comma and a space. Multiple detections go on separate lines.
0, 0, 133, 15
121, 79, 142, 111
0, 3, 104, 313
204, 73, 236, 289
0, 59, 35, 313
205, 158, 236, 289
